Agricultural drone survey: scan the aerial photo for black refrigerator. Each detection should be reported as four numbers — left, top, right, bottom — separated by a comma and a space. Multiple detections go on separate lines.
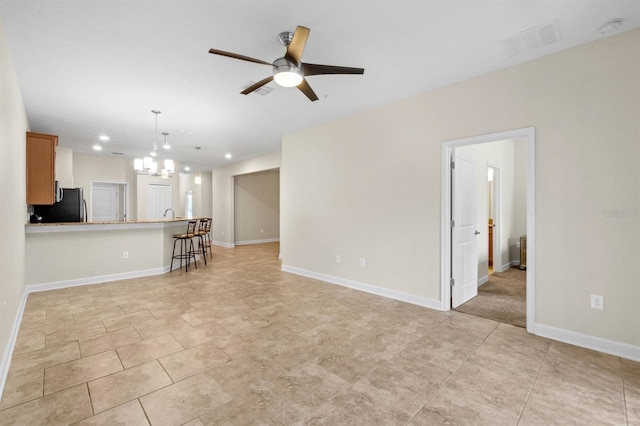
32, 188, 86, 223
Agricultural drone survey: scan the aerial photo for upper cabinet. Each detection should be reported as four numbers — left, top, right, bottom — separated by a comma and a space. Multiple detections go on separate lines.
26, 131, 58, 205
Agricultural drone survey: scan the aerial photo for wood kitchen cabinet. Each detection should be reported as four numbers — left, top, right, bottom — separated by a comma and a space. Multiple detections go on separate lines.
26, 131, 58, 205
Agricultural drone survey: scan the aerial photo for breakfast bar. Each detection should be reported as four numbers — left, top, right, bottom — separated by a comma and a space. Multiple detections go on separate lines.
25, 219, 198, 290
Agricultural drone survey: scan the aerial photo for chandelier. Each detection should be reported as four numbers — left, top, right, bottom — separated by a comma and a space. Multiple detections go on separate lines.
134, 110, 174, 178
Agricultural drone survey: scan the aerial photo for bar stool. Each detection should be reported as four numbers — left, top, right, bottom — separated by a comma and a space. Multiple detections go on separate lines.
170, 220, 198, 272
194, 218, 209, 265
203, 218, 212, 259
196, 218, 212, 260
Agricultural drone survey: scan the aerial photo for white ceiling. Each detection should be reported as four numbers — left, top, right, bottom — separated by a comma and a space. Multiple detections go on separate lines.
1, 1, 639, 170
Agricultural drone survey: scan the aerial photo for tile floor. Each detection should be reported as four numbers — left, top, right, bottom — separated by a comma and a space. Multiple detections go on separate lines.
0, 242, 638, 425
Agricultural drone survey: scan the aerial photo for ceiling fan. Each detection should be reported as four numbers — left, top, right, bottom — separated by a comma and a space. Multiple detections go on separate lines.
208, 25, 364, 102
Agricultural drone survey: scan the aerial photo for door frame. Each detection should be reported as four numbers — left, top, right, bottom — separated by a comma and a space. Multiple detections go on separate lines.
440, 127, 536, 333
486, 163, 502, 274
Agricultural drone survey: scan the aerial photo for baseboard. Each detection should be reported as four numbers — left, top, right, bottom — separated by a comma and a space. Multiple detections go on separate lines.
25, 267, 168, 294
213, 240, 235, 248
234, 238, 280, 246
535, 323, 640, 362
0, 290, 28, 402
478, 275, 489, 286
281, 264, 442, 311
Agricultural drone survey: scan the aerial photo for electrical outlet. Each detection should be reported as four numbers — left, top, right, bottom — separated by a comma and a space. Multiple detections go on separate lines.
336, 255, 341, 263
590, 294, 604, 310
123, 251, 129, 259
360, 258, 366, 267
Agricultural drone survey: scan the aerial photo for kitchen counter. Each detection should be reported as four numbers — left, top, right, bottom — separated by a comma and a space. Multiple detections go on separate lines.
25, 218, 207, 289
25, 218, 204, 234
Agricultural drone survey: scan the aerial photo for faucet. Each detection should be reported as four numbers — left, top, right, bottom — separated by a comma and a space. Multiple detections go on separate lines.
163, 208, 175, 219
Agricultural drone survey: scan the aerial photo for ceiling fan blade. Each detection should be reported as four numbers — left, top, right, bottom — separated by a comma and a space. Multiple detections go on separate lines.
208, 48, 271, 66
241, 76, 274, 95
302, 62, 365, 76
285, 26, 310, 64
297, 79, 319, 102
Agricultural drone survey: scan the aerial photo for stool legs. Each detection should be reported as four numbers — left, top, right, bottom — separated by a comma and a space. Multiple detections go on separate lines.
170, 236, 198, 273
196, 235, 208, 265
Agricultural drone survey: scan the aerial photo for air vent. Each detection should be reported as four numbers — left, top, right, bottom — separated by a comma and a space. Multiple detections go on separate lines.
502, 21, 561, 57
241, 81, 274, 96
111, 152, 124, 156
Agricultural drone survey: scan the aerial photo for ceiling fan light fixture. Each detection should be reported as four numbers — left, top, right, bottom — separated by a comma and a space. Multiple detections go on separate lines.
273, 58, 303, 87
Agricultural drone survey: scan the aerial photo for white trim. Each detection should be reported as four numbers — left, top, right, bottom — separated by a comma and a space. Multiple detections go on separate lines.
478, 275, 489, 286
234, 238, 280, 246
213, 240, 235, 248
282, 264, 443, 311
229, 176, 235, 245
525, 129, 536, 332
0, 291, 28, 402
487, 163, 502, 278
26, 267, 169, 294
536, 323, 640, 362
441, 127, 536, 332
506, 260, 520, 269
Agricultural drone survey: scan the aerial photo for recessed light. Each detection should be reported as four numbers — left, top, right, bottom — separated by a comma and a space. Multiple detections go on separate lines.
184, 166, 191, 171
99, 135, 109, 141
225, 153, 232, 159
93, 144, 103, 151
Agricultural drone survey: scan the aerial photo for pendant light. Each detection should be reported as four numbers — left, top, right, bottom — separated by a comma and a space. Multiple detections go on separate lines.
195, 146, 202, 185
134, 110, 174, 177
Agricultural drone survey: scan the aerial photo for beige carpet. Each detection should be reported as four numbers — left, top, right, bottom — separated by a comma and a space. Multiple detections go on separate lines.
454, 267, 526, 328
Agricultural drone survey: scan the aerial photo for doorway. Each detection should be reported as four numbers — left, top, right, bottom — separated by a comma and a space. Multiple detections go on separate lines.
90, 181, 128, 222
441, 127, 535, 332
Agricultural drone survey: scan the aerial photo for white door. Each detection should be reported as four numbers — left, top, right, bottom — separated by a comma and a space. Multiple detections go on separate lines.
451, 149, 479, 308
147, 184, 172, 220
93, 184, 119, 222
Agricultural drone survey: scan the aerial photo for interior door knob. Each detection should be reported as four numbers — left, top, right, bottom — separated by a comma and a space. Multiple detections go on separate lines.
474, 230, 481, 235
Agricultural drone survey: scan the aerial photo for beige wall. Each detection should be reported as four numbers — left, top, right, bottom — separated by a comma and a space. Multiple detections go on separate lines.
234, 170, 280, 244
177, 171, 212, 219
282, 29, 640, 348
513, 139, 528, 261
212, 152, 281, 246
74, 153, 137, 219
0, 17, 29, 390
195, 172, 213, 219
74, 154, 210, 221
135, 173, 180, 220
55, 146, 74, 188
